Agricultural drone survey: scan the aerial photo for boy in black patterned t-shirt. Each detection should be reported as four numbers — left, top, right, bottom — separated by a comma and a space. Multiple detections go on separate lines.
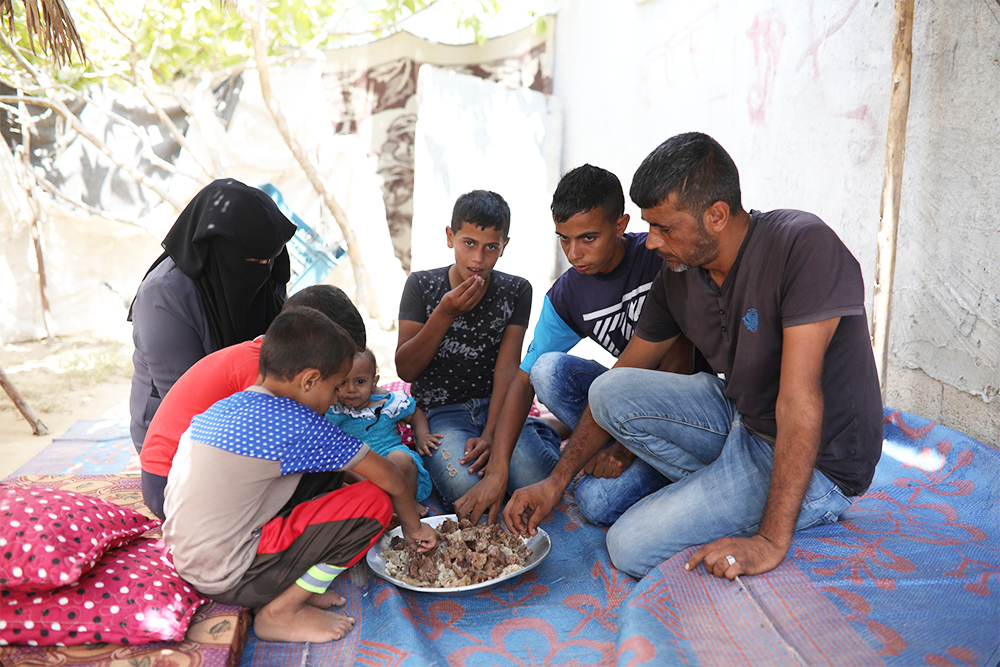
396, 190, 562, 514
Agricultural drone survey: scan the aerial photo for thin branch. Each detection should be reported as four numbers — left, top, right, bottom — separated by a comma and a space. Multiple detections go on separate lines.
225, 0, 382, 321
200, 0, 436, 90
0, 92, 185, 211
1, 90, 199, 185
13, 69, 53, 340
300, 0, 439, 51
34, 174, 154, 231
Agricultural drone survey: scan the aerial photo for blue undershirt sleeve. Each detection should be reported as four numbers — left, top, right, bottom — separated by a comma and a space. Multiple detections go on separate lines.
519, 295, 583, 374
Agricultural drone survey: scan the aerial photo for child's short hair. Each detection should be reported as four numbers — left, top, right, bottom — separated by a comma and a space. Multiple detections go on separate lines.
259, 307, 355, 381
451, 190, 511, 237
550, 164, 625, 224
355, 347, 378, 375
283, 285, 366, 350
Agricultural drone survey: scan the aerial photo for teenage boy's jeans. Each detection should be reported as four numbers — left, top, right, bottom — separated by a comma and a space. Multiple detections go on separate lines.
530, 352, 671, 526
423, 397, 562, 507
589, 368, 856, 579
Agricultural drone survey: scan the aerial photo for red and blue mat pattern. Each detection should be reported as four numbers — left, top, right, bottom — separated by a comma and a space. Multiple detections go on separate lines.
6, 408, 998, 666
237, 408, 999, 667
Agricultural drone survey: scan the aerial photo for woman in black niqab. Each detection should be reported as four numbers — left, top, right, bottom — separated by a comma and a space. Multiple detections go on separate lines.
128, 179, 296, 453
135, 178, 297, 348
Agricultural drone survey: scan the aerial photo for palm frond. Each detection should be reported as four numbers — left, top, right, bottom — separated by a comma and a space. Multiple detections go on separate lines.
0, 0, 86, 66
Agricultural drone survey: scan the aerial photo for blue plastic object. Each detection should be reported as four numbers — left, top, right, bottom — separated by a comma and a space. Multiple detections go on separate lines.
258, 183, 346, 294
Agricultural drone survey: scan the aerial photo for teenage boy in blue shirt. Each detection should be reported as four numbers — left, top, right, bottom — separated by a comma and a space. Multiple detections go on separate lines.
455, 165, 697, 526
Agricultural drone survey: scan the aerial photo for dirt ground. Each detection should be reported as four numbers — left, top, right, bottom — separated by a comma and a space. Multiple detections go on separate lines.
0, 322, 134, 478
0, 319, 401, 479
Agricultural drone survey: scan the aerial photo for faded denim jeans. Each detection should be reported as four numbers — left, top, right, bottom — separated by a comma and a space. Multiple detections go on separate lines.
589, 368, 855, 578
530, 352, 670, 526
423, 397, 562, 507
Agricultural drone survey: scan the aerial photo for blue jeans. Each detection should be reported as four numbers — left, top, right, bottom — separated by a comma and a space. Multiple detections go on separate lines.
423, 397, 562, 507
589, 368, 856, 578
530, 352, 670, 526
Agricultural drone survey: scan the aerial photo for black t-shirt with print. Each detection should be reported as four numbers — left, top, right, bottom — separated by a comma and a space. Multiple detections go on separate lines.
635, 209, 882, 496
399, 267, 532, 411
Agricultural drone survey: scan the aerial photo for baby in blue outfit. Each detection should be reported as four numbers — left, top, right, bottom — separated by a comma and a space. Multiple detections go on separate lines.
326, 349, 439, 516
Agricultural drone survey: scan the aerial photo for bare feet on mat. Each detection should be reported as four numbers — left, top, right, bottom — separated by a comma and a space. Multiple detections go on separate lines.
387, 512, 401, 531
306, 590, 346, 608
254, 603, 355, 643
417, 502, 429, 518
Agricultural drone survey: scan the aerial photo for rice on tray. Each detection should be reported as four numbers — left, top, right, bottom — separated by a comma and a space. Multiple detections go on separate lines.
383, 517, 532, 588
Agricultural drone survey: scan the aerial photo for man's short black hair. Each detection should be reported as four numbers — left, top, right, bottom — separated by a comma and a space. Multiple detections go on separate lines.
630, 132, 742, 217
551, 164, 625, 224
283, 284, 366, 350
451, 190, 511, 237
259, 307, 355, 381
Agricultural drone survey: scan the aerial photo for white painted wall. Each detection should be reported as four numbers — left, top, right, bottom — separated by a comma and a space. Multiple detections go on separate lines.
551, 0, 999, 444
412, 65, 562, 342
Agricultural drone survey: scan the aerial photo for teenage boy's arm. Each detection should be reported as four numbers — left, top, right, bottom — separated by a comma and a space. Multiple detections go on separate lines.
580, 333, 697, 479
351, 450, 437, 552
503, 334, 679, 537
461, 323, 528, 472
686, 317, 839, 579
395, 276, 485, 382
452, 359, 534, 525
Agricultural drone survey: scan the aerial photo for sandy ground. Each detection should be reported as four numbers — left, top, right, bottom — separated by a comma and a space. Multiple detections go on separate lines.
0, 322, 134, 478
0, 319, 402, 480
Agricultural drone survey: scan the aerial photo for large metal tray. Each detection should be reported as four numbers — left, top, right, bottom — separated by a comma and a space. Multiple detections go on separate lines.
366, 514, 551, 595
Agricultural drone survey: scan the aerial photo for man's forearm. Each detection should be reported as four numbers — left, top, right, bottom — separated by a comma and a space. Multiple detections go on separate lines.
758, 392, 824, 549
549, 404, 614, 488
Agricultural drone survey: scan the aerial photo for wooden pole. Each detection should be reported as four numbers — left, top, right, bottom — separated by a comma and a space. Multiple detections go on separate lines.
871, 0, 915, 402
0, 365, 49, 435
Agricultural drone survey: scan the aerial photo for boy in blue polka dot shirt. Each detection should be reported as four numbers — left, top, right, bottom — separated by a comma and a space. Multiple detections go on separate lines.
164, 307, 436, 644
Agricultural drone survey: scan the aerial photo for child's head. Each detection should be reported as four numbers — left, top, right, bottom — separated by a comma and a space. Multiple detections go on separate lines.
258, 306, 356, 413
282, 284, 366, 351
550, 164, 629, 275
451, 190, 511, 237
446, 190, 511, 282
336, 348, 380, 409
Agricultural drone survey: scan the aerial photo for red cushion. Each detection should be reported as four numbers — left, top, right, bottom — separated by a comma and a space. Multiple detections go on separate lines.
0, 485, 158, 592
0, 539, 207, 647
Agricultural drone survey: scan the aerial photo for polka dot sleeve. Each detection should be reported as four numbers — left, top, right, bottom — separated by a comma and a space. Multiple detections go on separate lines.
188, 391, 366, 475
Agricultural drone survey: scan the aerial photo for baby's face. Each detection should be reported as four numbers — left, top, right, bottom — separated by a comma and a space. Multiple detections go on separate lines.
336, 353, 377, 409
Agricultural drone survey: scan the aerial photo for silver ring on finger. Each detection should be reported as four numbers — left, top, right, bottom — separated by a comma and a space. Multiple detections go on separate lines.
725, 554, 737, 566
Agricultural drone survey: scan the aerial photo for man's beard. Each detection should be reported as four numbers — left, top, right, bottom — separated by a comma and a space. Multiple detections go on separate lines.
665, 227, 719, 272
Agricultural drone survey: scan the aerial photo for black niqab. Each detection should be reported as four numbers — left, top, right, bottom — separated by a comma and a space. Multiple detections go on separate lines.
130, 179, 297, 349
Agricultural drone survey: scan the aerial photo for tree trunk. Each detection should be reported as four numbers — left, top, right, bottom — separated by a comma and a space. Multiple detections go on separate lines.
871, 0, 914, 402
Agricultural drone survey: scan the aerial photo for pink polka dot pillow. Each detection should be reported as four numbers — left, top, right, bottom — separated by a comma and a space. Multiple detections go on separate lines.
0, 485, 159, 592
0, 539, 207, 646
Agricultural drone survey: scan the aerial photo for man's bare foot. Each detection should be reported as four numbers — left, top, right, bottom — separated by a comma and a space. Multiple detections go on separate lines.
254, 603, 355, 643
306, 590, 346, 609
387, 513, 401, 531
416, 502, 429, 518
